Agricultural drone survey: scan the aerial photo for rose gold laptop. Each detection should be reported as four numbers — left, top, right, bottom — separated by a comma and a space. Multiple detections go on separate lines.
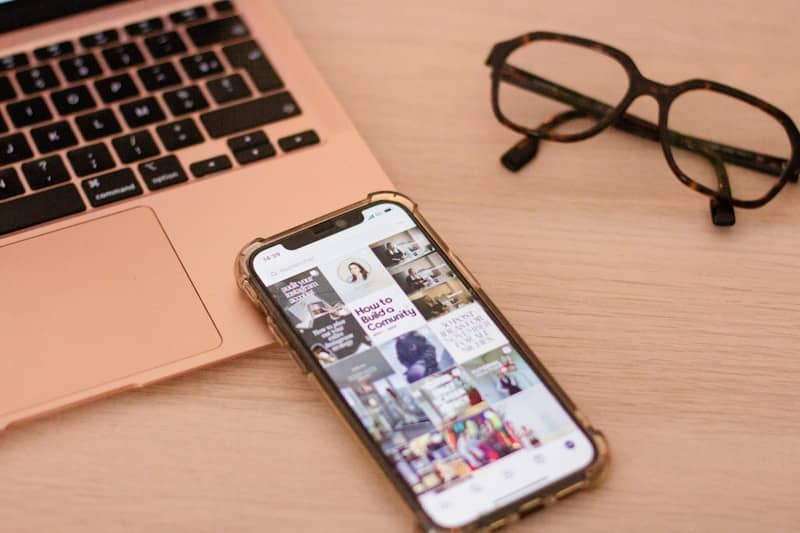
0, 0, 392, 431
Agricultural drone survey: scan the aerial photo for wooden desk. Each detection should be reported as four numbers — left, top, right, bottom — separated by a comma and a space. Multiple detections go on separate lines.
2, 1, 799, 531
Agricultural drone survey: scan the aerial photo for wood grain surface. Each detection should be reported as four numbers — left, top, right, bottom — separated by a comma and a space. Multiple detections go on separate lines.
2, 1, 799, 531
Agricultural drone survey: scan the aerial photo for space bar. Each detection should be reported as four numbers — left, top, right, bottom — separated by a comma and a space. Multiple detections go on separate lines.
200, 92, 302, 138
0, 184, 86, 236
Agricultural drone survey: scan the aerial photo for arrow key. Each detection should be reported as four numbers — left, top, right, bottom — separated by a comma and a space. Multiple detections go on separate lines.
277, 130, 320, 153
234, 142, 275, 165
190, 154, 231, 178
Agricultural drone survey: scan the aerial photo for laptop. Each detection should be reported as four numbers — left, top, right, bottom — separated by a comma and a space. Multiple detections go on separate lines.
0, 0, 392, 430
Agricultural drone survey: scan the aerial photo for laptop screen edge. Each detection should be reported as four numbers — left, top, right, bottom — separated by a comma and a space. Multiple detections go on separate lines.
0, 0, 129, 34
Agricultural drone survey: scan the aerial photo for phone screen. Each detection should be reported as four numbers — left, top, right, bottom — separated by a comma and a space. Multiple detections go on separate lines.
251, 201, 596, 528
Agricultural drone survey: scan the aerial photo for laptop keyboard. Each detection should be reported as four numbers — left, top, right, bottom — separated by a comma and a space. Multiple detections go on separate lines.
0, 1, 320, 237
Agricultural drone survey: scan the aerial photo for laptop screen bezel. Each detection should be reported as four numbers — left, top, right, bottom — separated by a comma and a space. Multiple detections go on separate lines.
0, 0, 128, 34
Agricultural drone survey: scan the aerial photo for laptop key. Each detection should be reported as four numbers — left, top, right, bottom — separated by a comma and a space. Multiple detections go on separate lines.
0, 183, 85, 237
187, 16, 249, 48
0, 53, 28, 71
213, 1, 234, 13
0, 167, 24, 200
227, 130, 268, 152
0, 113, 7, 133
59, 54, 103, 82
138, 62, 182, 91
125, 17, 164, 37
102, 43, 145, 71
22, 155, 71, 190
206, 73, 251, 104
190, 154, 232, 177
67, 142, 115, 176
0, 76, 16, 101
120, 96, 166, 128
138, 155, 188, 190
156, 118, 204, 151
233, 142, 275, 165
95, 73, 139, 103
7, 96, 52, 127
16, 65, 60, 94
163, 85, 208, 116
200, 92, 300, 138
0, 133, 33, 165
31, 121, 79, 154
223, 41, 283, 92
75, 109, 122, 141
51, 85, 97, 115
278, 130, 320, 152
82, 168, 142, 207
180, 51, 224, 80
145, 32, 187, 59
34, 41, 75, 61
169, 6, 208, 24
112, 130, 160, 163
79, 29, 119, 49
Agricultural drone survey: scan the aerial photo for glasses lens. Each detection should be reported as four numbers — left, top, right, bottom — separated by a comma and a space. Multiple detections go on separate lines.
667, 89, 791, 202
497, 39, 629, 136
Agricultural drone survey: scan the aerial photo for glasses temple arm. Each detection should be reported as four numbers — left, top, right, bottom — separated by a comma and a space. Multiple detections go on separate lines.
497, 64, 788, 178
697, 147, 736, 225
499, 110, 589, 171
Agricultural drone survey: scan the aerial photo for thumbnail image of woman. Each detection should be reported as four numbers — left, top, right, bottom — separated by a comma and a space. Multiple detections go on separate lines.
405, 268, 426, 292
347, 261, 369, 282
496, 370, 522, 397
311, 344, 337, 365
518, 425, 542, 448
395, 330, 447, 383
385, 242, 405, 265
415, 295, 448, 319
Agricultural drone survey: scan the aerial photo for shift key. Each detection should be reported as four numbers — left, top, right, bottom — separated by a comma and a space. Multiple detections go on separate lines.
0, 184, 85, 236
200, 92, 300, 138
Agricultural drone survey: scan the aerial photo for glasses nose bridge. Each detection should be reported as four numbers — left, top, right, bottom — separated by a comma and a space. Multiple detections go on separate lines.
621, 77, 672, 126
629, 76, 673, 108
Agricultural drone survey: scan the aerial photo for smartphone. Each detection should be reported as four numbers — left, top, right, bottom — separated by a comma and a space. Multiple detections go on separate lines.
236, 192, 608, 531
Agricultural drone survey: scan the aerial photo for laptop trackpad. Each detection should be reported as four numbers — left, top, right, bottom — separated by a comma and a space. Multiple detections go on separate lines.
0, 207, 221, 420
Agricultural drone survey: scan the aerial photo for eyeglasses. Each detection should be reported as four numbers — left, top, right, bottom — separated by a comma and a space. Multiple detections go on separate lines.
485, 32, 800, 226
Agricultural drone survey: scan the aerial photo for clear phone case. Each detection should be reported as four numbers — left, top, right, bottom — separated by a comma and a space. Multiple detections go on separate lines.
235, 190, 610, 532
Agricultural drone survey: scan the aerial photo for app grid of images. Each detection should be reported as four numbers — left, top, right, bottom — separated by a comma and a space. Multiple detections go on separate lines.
267, 228, 577, 496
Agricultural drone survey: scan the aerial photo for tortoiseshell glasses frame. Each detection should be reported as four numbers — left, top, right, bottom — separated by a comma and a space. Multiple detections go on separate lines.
486, 31, 800, 226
